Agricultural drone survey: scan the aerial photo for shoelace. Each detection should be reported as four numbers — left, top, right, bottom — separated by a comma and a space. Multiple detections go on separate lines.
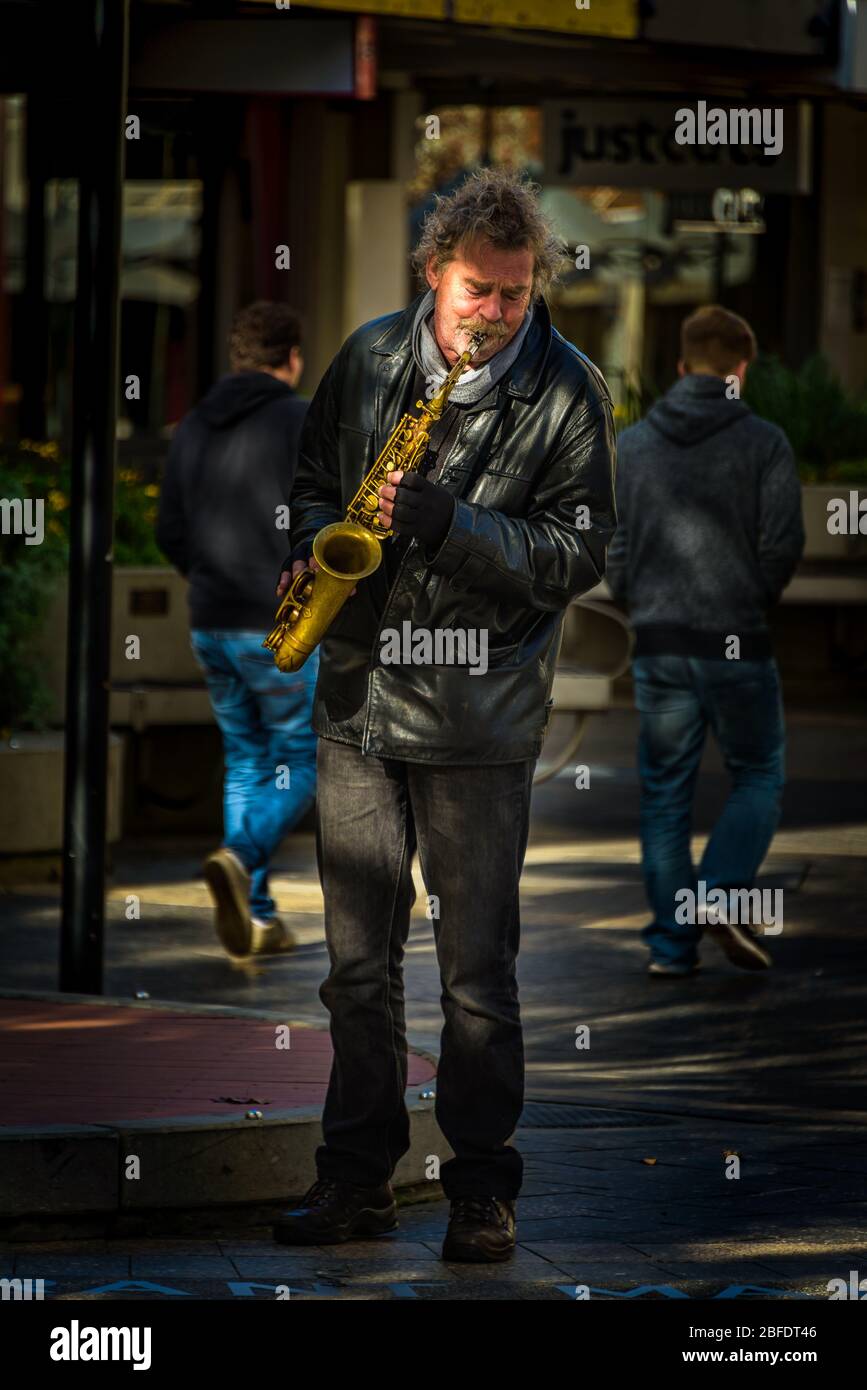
451, 1196, 507, 1227
304, 1178, 344, 1210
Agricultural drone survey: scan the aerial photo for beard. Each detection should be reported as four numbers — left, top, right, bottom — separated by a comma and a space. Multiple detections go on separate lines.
456, 315, 512, 345
453, 316, 514, 364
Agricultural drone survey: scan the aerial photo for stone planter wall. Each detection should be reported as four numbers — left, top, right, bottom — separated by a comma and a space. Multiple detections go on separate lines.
802, 484, 867, 561
0, 732, 124, 854
34, 567, 202, 725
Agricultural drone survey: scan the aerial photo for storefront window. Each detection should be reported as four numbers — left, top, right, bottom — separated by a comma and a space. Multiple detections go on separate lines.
542, 184, 759, 415
118, 179, 202, 443
1, 92, 204, 453
39, 177, 202, 446
409, 104, 542, 208
408, 104, 765, 417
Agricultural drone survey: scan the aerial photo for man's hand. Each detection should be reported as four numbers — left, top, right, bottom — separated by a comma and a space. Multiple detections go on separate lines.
377, 469, 455, 552
276, 553, 355, 599
277, 554, 320, 598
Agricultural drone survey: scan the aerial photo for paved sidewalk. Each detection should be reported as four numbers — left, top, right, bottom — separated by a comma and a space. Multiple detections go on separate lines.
0, 997, 438, 1224
4, 1115, 866, 1300
0, 998, 434, 1126
2, 709, 866, 1299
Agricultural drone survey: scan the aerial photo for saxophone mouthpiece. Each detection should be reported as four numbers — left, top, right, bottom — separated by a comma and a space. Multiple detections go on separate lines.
463, 330, 486, 362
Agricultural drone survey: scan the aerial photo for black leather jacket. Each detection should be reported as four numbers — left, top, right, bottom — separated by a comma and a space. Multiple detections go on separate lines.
288, 291, 617, 763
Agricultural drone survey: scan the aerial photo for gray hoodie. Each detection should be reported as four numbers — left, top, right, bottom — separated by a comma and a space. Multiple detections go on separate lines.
605, 373, 805, 658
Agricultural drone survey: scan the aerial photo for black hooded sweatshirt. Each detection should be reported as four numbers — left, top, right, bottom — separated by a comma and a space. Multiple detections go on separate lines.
605, 373, 805, 659
156, 371, 307, 630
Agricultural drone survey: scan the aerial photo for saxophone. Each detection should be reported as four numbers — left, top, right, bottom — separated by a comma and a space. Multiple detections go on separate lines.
263, 328, 487, 672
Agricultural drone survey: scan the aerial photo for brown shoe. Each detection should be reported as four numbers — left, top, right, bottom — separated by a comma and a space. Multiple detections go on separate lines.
705, 907, 772, 970
442, 1196, 516, 1263
203, 848, 252, 958
272, 1178, 397, 1245
251, 912, 298, 956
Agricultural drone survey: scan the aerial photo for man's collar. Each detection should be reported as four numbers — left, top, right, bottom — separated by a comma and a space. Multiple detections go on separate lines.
369, 291, 552, 401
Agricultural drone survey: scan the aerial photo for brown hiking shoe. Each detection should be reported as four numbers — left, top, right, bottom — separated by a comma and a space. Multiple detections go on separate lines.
442, 1196, 516, 1263
272, 1178, 397, 1245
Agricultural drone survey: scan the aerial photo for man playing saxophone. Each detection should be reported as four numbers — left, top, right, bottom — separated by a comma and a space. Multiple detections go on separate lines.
272, 168, 617, 1262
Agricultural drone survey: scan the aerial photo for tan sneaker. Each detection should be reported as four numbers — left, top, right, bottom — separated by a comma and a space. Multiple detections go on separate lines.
203, 848, 252, 957
251, 912, 298, 956
648, 959, 702, 977
705, 905, 772, 970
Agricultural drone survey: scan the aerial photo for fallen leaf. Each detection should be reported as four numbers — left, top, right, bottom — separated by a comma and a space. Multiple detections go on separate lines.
212, 1096, 272, 1105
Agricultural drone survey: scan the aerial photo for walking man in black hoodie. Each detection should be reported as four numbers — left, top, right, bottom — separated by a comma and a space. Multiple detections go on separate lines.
606, 305, 804, 977
157, 302, 317, 958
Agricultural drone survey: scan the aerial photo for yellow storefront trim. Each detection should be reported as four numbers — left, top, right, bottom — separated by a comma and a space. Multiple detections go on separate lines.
248, 0, 446, 18
246, 0, 637, 39
454, 0, 636, 38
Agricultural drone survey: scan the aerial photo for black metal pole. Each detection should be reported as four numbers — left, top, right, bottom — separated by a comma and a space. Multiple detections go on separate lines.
60, 0, 130, 993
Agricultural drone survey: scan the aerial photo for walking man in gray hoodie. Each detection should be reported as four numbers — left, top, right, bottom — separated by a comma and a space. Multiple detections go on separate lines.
606, 305, 805, 977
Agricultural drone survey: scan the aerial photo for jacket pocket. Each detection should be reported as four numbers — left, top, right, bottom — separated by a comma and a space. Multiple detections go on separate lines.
483, 639, 522, 669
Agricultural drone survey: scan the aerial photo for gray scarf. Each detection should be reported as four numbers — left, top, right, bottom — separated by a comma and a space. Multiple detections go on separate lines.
411, 288, 534, 405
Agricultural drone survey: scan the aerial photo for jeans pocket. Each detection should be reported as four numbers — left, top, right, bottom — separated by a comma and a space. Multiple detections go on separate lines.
633, 681, 695, 715
239, 648, 281, 668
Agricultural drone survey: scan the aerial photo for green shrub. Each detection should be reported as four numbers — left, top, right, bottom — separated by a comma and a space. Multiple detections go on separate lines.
615, 355, 867, 482
115, 465, 165, 566
743, 355, 867, 482
0, 442, 68, 731
0, 441, 164, 731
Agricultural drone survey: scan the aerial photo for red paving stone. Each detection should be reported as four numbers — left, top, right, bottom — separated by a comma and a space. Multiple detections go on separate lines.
0, 1000, 436, 1126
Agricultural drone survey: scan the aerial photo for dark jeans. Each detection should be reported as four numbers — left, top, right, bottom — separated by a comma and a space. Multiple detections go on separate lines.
314, 736, 535, 1200
632, 654, 786, 968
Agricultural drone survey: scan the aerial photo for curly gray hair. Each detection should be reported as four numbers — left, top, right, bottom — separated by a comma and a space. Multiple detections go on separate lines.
410, 167, 568, 300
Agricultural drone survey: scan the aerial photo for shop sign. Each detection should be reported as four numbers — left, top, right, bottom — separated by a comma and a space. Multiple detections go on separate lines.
668, 188, 766, 234
544, 99, 812, 193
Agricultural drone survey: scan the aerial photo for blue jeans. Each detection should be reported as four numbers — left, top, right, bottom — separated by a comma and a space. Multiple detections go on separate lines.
190, 630, 319, 921
632, 654, 786, 967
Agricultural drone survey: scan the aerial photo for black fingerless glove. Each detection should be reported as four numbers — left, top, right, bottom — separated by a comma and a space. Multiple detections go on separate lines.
390, 472, 455, 554
280, 542, 310, 572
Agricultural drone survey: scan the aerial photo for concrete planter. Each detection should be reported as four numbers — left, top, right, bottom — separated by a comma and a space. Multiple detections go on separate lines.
0, 732, 124, 854
34, 567, 203, 725
802, 484, 867, 560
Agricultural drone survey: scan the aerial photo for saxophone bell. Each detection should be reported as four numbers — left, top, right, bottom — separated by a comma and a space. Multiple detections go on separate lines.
262, 521, 382, 673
